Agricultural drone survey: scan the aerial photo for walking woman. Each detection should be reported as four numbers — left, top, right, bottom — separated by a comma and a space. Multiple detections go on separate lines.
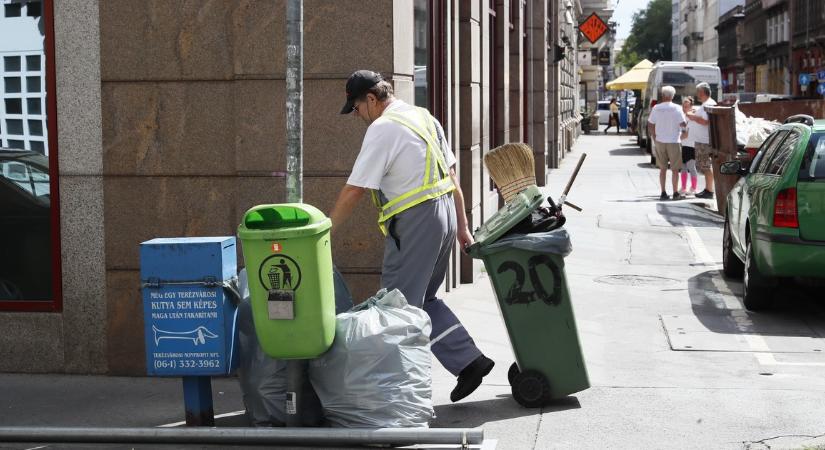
604, 98, 620, 133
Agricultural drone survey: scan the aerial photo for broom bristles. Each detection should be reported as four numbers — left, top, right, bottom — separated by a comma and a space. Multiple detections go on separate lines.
484, 143, 536, 202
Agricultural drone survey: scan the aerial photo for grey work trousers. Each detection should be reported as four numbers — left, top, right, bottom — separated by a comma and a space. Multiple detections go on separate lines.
381, 194, 483, 376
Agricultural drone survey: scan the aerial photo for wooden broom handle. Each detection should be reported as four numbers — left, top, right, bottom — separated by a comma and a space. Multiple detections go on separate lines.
563, 153, 587, 197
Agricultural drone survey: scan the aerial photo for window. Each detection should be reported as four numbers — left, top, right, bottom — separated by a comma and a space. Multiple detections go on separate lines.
764, 131, 800, 175
754, 130, 788, 174
0, 0, 61, 311
799, 133, 825, 179
413, 0, 429, 109
4, 3, 22, 17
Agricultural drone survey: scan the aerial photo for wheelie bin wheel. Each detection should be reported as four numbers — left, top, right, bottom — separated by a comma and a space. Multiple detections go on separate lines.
511, 369, 552, 408
507, 362, 520, 385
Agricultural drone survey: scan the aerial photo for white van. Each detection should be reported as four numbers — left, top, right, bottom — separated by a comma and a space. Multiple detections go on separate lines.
637, 62, 722, 161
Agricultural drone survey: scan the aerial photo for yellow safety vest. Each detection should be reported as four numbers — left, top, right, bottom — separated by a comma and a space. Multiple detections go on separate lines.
370, 107, 456, 235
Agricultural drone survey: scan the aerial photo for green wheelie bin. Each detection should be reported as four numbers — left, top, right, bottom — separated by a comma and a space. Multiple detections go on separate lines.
466, 185, 589, 407
237, 203, 335, 359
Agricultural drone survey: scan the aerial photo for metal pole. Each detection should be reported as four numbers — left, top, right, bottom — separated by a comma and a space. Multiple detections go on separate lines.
286, 0, 303, 204
0, 427, 484, 446
285, 0, 305, 428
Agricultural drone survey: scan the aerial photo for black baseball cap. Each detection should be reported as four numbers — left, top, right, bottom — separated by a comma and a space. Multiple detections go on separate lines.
340, 70, 383, 114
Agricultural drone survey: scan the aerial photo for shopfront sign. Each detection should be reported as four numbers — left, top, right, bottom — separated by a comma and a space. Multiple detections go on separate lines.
579, 13, 609, 44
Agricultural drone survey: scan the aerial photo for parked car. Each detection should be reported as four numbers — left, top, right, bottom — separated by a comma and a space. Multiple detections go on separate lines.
597, 100, 610, 125
720, 115, 825, 310
638, 61, 722, 163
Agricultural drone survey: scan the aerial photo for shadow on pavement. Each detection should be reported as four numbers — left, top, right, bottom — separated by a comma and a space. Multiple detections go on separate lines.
655, 202, 724, 228
608, 147, 644, 156
607, 196, 672, 203
684, 270, 825, 337
636, 162, 657, 170
431, 395, 580, 428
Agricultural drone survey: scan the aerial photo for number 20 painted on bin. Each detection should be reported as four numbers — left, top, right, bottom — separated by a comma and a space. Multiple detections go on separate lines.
497, 255, 562, 306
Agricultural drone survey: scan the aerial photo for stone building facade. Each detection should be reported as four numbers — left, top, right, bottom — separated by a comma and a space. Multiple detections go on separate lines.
0, 0, 579, 375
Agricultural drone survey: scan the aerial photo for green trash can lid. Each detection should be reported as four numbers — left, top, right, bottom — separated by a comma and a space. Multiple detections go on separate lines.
467, 185, 543, 254
238, 203, 330, 239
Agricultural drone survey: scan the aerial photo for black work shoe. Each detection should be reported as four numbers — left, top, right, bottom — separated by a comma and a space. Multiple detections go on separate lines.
695, 189, 715, 199
672, 192, 684, 201
659, 192, 669, 201
450, 355, 495, 402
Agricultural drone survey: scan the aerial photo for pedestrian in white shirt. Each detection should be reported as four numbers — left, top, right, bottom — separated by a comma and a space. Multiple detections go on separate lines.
647, 85, 688, 201
687, 82, 718, 199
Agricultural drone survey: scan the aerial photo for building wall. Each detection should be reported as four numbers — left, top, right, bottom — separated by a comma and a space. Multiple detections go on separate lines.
0, 0, 108, 374
702, 0, 719, 62
1, 0, 578, 375
672, 0, 681, 60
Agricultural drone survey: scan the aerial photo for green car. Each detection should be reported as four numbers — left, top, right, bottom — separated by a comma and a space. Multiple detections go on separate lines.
720, 115, 825, 310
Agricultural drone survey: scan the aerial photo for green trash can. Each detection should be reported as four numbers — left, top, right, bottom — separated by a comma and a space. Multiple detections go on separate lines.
237, 203, 335, 359
467, 185, 589, 407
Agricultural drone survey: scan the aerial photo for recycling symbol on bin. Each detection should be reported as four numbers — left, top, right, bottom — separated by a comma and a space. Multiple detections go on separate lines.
259, 254, 303, 291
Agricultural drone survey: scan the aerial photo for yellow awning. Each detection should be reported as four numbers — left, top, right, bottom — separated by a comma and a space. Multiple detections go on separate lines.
605, 59, 653, 91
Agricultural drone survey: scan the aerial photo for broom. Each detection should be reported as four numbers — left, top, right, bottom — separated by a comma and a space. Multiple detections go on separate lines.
484, 142, 537, 203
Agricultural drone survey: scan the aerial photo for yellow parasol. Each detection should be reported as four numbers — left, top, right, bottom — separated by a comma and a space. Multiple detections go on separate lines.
605, 59, 653, 91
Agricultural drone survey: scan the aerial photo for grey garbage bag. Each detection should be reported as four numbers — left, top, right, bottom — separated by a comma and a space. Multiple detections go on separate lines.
236, 266, 354, 427
477, 228, 573, 257
309, 288, 434, 428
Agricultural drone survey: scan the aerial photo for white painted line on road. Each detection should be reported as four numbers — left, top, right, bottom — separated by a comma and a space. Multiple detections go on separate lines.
158, 409, 246, 428
682, 225, 825, 367
25, 446, 49, 450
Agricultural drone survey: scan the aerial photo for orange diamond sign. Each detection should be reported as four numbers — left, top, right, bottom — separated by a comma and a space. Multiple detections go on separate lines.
579, 13, 609, 44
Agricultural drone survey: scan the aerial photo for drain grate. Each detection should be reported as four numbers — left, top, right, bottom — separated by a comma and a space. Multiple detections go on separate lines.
594, 274, 679, 286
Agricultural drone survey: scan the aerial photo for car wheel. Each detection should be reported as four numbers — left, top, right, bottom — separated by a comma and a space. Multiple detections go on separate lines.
743, 238, 773, 310
511, 369, 552, 408
722, 219, 744, 278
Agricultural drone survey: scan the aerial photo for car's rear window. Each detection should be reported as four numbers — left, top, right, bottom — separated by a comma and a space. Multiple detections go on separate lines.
598, 103, 609, 110
799, 132, 825, 180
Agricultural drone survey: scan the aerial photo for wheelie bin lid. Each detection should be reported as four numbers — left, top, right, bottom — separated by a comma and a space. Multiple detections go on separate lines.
466, 185, 544, 256
238, 203, 331, 240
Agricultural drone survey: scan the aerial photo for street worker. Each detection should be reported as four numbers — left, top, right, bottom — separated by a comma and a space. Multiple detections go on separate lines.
687, 82, 718, 199
330, 70, 494, 402
647, 85, 687, 201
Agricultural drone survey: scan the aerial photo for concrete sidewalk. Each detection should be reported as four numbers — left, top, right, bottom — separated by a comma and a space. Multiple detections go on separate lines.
2, 134, 824, 450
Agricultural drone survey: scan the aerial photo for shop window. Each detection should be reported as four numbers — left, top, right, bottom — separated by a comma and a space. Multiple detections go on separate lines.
0, 0, 61, 311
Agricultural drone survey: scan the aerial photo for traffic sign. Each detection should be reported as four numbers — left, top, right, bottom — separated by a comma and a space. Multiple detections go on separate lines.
817, 83, 825, 96
818, 70, 825, 82
799, 73, 811, 86
579, 13, 609, 44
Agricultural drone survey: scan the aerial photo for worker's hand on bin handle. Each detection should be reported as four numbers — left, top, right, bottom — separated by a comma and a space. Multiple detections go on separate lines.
457, 226, 475, 253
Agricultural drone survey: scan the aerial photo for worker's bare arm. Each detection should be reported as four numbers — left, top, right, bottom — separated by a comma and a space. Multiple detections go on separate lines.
330, 184, 366, 234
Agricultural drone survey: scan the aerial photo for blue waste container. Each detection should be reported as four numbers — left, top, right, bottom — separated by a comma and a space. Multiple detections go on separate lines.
140, 237, 239, 376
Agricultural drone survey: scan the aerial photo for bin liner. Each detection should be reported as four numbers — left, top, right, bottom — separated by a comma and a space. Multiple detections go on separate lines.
308, 289, 434, 428
477, 228, 573, 258
236, 266, 354, 427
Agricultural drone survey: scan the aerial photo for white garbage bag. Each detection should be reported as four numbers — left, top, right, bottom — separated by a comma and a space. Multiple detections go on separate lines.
236, 267, 353, 427
309, 289, 434, 428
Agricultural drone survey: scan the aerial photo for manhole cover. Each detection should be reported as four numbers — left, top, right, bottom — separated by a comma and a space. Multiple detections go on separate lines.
594, 275, 679, 286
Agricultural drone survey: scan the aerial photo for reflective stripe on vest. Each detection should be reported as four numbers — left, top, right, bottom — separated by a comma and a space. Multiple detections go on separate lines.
370, 107, 456, 235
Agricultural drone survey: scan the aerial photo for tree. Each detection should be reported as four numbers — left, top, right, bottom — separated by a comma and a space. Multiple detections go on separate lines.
616, 0, 672, 69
